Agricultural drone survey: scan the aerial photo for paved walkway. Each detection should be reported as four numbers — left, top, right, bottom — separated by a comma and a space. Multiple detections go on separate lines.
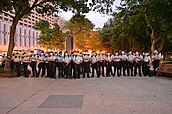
0, 76, 172, 114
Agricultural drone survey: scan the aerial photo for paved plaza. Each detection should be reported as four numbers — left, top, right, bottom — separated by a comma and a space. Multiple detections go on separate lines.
0, 76, 172, 114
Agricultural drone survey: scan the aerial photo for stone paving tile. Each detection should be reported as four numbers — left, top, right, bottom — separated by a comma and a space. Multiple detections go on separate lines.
0, 76, 172, 114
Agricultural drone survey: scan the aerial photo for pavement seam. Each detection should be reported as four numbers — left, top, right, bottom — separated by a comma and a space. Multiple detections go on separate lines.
5, 79, 56, 114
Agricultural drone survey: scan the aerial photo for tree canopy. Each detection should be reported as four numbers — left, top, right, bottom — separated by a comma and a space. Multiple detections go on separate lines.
100, 0, 172, 54
33, 20, 65, 50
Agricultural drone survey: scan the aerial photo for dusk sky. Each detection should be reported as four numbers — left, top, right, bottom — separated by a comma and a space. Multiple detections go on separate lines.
59, 0, 121, 28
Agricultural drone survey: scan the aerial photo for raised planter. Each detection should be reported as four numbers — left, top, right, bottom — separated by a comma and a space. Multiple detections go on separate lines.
157, 62, 172, 77
0, 70, 17, 78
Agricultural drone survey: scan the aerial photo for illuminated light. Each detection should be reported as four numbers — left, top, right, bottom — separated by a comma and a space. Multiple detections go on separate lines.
96, 50, 100, 54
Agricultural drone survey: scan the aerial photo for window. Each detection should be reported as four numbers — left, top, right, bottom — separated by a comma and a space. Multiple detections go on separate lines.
29, 30, 31, 47
24, 29, 26, 47
19, 28, 22, 47
3, 24, 6, 45
33, 31, 35, 47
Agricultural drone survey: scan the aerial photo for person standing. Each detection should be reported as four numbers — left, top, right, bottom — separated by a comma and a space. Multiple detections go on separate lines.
143, 52, 151, 76
63, 51, 71, 79
134, 52, 143, 76
127, 51, 135, 76
30, 54, 38, 77
121, 51, 129, 76
112, 52, 121, 77
152, 50, 163, 76
91, 53, 99, 78
83, 51, 91, 78
14, 53, 21, 77
57, 51, 64, 78
22, 53, 30, 78
105, 52, 113, 77
98, 51, 106, 77
73, 53, 83, 79
37, 52, 45, 77
47, 52, 56, 79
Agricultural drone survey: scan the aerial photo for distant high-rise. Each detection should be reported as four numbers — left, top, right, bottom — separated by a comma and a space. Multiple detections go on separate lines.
0, 7, 66, 53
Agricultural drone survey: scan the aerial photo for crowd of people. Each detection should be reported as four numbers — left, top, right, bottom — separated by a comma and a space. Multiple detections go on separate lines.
0, 50, 163, 79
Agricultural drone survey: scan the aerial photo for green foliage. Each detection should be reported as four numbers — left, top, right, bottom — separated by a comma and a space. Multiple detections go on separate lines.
66, 14, 102, 50
100, 0, 172, 53
33, 20, 65, 50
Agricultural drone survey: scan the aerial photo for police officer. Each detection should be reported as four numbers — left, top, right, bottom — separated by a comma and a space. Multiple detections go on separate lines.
105, 52, 113, 77
57, 51, 64, 78
14, 53, 21, 77
83, 50, 91, 78
30, 54, 38, 77
73, 53, 83, 79
45, 53, 50, 78
152, 50, 163, 76
37, 52, 45, 77
91, 52, 99, 78
134, 52, 143, 76
143, 52, 151, 76
63, 51, 71, 79
128, 51, 135, 76
121, 51, 129, 76
22, 53, 30, 78
112, 52, 121, 76
98, 50, 106, 77
47, 52, 56, 79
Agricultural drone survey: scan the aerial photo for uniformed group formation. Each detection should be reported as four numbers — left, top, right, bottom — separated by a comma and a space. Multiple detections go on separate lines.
8, 50, 163, 79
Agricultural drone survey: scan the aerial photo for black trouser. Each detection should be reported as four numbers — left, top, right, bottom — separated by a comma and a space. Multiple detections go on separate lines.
83, 61, 90, 78
15, 62, 21, 77
37, 62, 45, 77
57, 62, 63, 78
74, 63, 81, 79
30, 61, 37, 77
45, 62, 50, 77
113, 61, 121, 76
64, 63, 71, 78
152, 60, 160, 76
70, 61, 75, 78
91, 62, 99, 78
134, 62, 142, 76
23, 62, 29, 77
142, 62, 149, 76
49, 61, 56, 79
106, 61, 112, 77
121, 61, 129, 76
128, 61, 134, 76
98, 61, 105, 77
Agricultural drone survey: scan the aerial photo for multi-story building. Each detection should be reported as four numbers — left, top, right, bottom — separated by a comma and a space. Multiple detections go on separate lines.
0, 9, 66, 53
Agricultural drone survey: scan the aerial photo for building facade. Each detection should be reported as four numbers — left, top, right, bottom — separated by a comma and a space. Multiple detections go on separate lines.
0, 9, 66, 53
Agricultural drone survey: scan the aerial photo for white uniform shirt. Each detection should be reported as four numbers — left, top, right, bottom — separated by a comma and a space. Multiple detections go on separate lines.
128, 54, 135, 62
63, 56, 71, 63
106, 55, 112, 62
113, 55, 121, 62
74, 56, 83, 64
83, 54, 90, 62
57, 55, 64, 62
14, 56, 21, 62
39, 56, 45, 62
47, 55, 55, 61
143, 55, 150, 62
91, 55, 97, 63
23, 56, 30, 62
121, 54, 128, 61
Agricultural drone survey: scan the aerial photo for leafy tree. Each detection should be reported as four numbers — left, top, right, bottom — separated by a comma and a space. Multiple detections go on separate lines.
100, 0, 172, 54
33, 20, 65, 50
0, 0, 116, 69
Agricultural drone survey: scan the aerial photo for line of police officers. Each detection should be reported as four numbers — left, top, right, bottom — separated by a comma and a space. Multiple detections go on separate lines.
7, 50, 162, 79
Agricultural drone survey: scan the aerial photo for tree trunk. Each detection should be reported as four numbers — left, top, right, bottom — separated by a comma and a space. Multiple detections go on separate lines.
4, 16, 19, 70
